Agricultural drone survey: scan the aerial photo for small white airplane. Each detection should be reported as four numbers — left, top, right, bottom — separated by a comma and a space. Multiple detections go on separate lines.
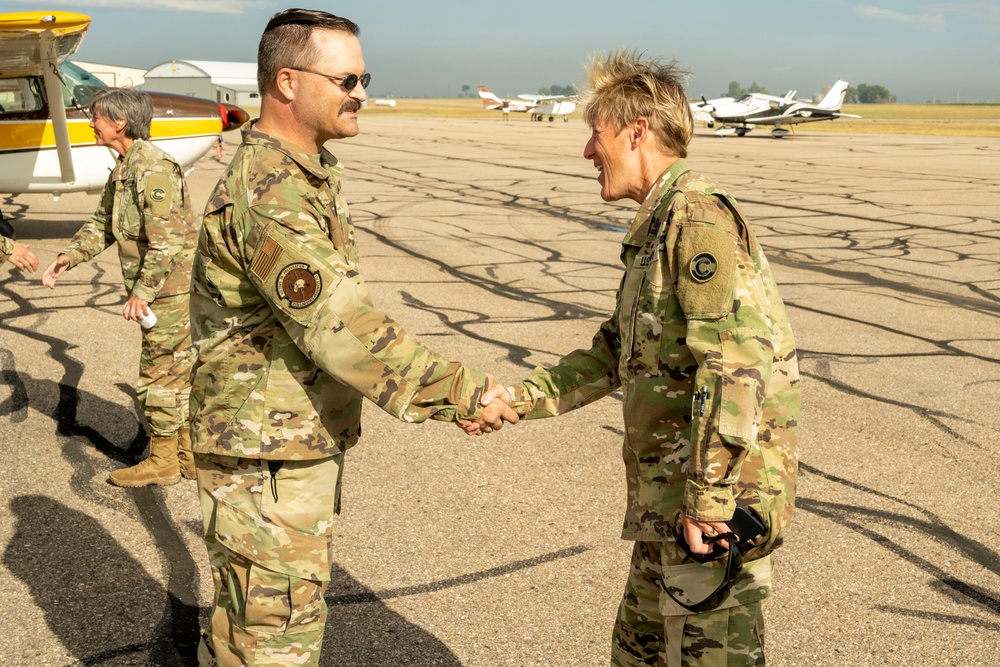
0, 10, 248, 232
694, 80, 860, 138
478, 85, 576, 122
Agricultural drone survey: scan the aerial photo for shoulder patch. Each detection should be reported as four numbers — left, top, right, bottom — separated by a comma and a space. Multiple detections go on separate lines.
250, 235, 284, 282
689, 252, 718, 282
276, 262, 322, 309
247, 225, 340, 325
144, 172, 172, 217
676, 225, 736, 320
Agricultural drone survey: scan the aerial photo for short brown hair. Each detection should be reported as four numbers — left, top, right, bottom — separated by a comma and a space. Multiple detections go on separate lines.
257, 8, 359, 95
582, 50, 693, 159
90, 88, 153, 141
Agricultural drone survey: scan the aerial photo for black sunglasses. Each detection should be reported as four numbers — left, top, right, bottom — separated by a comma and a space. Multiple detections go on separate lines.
290, 67, 371, 91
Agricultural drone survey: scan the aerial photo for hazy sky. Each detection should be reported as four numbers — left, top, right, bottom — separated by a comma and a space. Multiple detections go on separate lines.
13, 0, 1000, 102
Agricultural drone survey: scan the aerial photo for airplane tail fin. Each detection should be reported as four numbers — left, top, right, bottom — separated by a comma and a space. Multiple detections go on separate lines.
819, 80, 849, 109
478, 85, 502, 109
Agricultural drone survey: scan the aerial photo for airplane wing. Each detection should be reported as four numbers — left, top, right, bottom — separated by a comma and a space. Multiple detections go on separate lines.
0, 11, 89, 75
1, 11, 91, 184
517, 94, 566, 101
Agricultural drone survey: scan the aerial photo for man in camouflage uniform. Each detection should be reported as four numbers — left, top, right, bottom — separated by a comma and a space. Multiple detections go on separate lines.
1, 234, 38, 273
188, 10, 516, 666
479, 52, 800, 666
42, 88, 199, 487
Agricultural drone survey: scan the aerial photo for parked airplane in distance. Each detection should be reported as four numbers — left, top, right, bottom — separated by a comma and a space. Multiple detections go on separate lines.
0, 10, 248, 230
693, 80, 860, 138
478, 86, 577, 122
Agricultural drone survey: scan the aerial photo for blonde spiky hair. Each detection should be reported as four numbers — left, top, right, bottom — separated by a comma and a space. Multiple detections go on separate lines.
582, 50, 694, 158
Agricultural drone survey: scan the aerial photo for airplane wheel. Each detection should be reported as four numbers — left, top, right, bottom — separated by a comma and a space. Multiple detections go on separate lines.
563, 116, 569, 122
548, 116, 554, 122
736, 129, 747, 137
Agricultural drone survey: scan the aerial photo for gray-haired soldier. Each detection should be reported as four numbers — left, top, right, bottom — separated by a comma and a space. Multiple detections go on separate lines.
42, 87, 199, 487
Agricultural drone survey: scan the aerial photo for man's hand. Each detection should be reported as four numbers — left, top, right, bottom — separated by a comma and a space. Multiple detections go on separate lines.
41, 254, 70, 288
678, 514, 732, 555
458, 379, 519, 436
9, 243, 39, 273
123, 295, 150, 322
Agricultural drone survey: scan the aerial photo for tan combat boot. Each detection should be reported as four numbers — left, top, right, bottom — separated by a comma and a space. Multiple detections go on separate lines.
108, 434, 182, 487
177, 427, 196, 480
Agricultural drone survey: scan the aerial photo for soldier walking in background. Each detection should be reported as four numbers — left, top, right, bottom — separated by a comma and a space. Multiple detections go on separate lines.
42, 88, 199, 487
475, 51, 800, 666
188, 9, 515, 666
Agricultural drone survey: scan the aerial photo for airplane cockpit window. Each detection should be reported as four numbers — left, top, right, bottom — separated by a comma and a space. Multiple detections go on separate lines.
58, 61, 107, 109
0, 77, 44, 115
736, 95, 754, 105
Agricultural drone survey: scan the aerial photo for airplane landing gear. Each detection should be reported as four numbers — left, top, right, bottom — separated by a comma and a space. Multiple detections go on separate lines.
736, 128, 747, 137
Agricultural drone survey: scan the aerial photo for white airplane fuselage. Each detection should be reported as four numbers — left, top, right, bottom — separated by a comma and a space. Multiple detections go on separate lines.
0, 118, 218, 194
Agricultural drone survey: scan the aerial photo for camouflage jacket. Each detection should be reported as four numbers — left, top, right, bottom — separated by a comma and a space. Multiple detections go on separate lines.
0, 235, 12, 264
511, 160, 800, 548
188, 124, 492, 460
62, 139, 197, 301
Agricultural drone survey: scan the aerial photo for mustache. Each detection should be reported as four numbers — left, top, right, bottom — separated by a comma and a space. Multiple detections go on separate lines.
339, 100, 361, 114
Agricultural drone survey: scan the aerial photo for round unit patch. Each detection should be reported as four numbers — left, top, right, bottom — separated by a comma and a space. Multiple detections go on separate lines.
690, 252, 718, 283
277, 263, 322, 309
150, 188, 166, 202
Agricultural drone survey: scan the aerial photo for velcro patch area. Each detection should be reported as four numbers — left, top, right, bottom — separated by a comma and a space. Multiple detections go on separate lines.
145, 172, 173, 218
249, 226, 335, 324
677, 225, 736, 319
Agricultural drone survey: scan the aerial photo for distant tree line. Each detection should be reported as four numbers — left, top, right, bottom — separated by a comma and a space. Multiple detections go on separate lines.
725, 81, 770, 97
855, 83, 896, 103
538, 84, 577, 96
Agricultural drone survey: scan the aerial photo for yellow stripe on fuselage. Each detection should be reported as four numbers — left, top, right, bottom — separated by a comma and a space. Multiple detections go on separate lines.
0, 117, 223, 152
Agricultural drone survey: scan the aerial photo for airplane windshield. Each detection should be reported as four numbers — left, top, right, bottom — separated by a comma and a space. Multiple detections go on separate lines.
0, 77, 44, 115
736, 94, 755, 105
59, 61, 107, 109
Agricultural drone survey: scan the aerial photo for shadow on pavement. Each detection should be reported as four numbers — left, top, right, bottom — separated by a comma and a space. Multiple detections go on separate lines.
4, 495, 183, 666
321, 562, 463, 666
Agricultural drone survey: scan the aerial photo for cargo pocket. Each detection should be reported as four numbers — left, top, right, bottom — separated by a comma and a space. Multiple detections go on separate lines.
659, 554, 773, 616
144, 386, 179, 435
215, 496, 331, 634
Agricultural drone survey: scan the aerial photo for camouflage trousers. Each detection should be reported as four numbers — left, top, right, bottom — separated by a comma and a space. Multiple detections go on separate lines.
611, 540, 773, 667
196, 452, 344, 667
137, 293, 194, 437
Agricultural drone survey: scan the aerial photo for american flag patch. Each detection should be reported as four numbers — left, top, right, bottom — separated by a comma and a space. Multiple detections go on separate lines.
251, 236, 284, 280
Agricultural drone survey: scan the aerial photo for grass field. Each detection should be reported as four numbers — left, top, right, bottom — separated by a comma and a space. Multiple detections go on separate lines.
357, 99, 1000, 137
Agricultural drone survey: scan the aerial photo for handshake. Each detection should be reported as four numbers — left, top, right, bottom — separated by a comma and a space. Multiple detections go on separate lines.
459, 380, 520, 436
